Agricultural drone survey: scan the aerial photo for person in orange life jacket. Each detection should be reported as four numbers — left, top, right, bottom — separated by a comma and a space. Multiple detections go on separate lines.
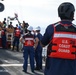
20, 26, 35, 73
40, 2, 76, 75
12, 27, 21, 51
34, 26, 43, 70
1, 26, 7, 49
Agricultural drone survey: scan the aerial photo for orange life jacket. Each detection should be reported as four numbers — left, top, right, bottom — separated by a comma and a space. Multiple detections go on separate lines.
15, 29, 20, 37
1, 30, 5, 36
23, 33, 34, 46
48, 23, 76, 59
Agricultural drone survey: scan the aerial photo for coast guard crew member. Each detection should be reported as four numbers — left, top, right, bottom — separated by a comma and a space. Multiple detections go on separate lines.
20, 26, 35, 73
34, 26, 43, 70
12, 27, 21, 51
1, 27, 7, 49
41, 2, 76, 75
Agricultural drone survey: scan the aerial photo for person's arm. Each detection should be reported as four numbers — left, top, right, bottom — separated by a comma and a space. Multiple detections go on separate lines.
20, 36, 24, 44
34, 37, 39, 49
40, 25, 54, 47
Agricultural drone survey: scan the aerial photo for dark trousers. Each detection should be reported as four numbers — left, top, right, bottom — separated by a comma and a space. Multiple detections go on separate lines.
35, 47, 42, 69
2, 35, 6, 49
12, 37, 19, 51
44, 57, 76, 75
23, 46, 35, 72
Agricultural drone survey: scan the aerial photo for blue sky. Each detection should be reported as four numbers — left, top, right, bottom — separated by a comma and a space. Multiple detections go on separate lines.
0, 0, 76, 34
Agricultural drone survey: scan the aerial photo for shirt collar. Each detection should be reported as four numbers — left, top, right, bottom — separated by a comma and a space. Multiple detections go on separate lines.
60, 20, 72, 25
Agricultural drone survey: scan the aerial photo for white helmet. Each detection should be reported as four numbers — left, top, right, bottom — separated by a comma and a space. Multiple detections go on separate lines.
27, 26, 33, 31
35, 26, 41, 31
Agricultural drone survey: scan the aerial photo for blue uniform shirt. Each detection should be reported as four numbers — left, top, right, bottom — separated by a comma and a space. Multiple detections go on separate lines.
35, 33, 42, 48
